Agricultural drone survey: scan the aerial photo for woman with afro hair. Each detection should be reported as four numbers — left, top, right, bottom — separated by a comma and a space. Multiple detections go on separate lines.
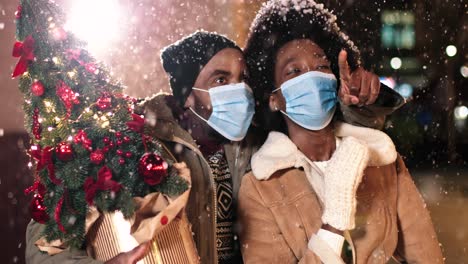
237, 1, 443, 263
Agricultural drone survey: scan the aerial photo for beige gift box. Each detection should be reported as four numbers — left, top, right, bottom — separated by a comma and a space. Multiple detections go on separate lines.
86, 189, 200, 264
87, 209, 199, 264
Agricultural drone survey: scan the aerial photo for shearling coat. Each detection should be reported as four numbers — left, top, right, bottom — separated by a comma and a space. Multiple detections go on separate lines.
238, 123, 443, 264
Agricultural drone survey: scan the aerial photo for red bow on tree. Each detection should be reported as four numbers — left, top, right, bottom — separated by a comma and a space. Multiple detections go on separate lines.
127, 113, 145, 133
84, 166, 122, 205
30, 145, 63, 185
12, 35, 35, 78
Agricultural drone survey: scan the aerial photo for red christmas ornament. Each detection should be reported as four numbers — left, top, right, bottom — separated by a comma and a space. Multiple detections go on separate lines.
116, 140, 123, 146
138, 153, 168, 186
125, 152, 132, 158
118, 158, 125, 165
123, 136, 131, 144
102, 146, 110, 153
30, 193, 49, 224
31, 81, 44, 96
116, 149, 124, 156
103, 137, 110, 144
160, 215, 168, 225
90, 149, 105, 165
96, 95, 112, 110
56, 142, 73, 161
115, 131, 122, 138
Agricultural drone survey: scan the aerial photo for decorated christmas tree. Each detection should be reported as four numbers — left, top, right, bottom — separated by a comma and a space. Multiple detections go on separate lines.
14, 0, 188, 250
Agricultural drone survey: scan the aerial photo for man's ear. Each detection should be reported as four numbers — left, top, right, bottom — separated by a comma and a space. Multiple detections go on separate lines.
184, 92, 195, 109
269, 93, 279, 112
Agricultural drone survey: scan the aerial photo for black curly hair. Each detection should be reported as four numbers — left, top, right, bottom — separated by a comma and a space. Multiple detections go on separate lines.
244, 0, 362, 133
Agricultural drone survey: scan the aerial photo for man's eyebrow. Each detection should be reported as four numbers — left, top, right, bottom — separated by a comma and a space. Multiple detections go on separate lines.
208, 69, 231, 79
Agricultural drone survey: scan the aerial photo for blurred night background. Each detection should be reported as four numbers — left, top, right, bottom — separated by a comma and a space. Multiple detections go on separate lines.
0, 0, 467, 263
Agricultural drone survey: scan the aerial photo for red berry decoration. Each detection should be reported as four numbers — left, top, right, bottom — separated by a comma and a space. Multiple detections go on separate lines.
102, 146, 110, 153
125, 152, 132, 158
103, 137, 110, 144
31, 81, 44, 96
56, 142, 73, 161
30, 193, 49, 224
118, 158, 125, 165
138, 153, 168, 186
116, 140, 123, 146
96, 95, 112, 110
116, 149, 123, 156
123, 136, 131, 143
160, 215, 168, 225
115, 131, 122, 138
90, 149, 105, 165
32, 108, 42, 140
15, 5, 22, 19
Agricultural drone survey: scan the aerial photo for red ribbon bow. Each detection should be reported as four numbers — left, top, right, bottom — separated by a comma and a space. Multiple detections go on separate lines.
84, 166, 122, 205
12, 35, 35, 78
30, 146, 63, 185
127, 113, 145, 133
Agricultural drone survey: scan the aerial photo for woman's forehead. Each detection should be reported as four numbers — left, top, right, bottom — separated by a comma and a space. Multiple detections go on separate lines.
278, 39, 325, 57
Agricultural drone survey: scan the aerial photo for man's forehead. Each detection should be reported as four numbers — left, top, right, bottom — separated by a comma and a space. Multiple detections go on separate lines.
205, 50, 245, 72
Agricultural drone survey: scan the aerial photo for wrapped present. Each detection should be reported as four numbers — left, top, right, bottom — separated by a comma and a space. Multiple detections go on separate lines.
86, 190, 199, 264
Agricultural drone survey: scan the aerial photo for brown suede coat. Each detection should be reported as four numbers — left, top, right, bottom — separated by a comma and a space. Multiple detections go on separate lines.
238, 155, 443, 264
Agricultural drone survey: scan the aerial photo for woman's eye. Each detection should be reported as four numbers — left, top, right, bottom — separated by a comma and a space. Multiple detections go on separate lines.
286, 68, 301, 75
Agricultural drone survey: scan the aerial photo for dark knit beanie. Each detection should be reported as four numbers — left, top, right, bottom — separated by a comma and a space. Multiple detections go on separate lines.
160, 31, 241, 107
244, 0, 362, 131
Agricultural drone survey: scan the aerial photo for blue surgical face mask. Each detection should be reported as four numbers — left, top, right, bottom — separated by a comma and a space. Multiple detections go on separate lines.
190, 82, 255, 141
273, 71, 337, 131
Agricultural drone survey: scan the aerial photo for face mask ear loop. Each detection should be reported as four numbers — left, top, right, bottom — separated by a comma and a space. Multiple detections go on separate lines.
189, 107, 209, 123
272, 87, 281, 94
192, 87, 209, 93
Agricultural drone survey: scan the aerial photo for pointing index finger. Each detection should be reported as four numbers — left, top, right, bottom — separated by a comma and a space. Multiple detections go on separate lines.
338, 49, 351, 82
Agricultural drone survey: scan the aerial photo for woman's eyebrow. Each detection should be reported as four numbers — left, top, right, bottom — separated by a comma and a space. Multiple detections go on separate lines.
280, 56, 298, 69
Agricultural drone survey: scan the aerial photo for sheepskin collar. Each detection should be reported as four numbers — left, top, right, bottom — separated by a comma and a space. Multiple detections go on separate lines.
251, 122, 397, 180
